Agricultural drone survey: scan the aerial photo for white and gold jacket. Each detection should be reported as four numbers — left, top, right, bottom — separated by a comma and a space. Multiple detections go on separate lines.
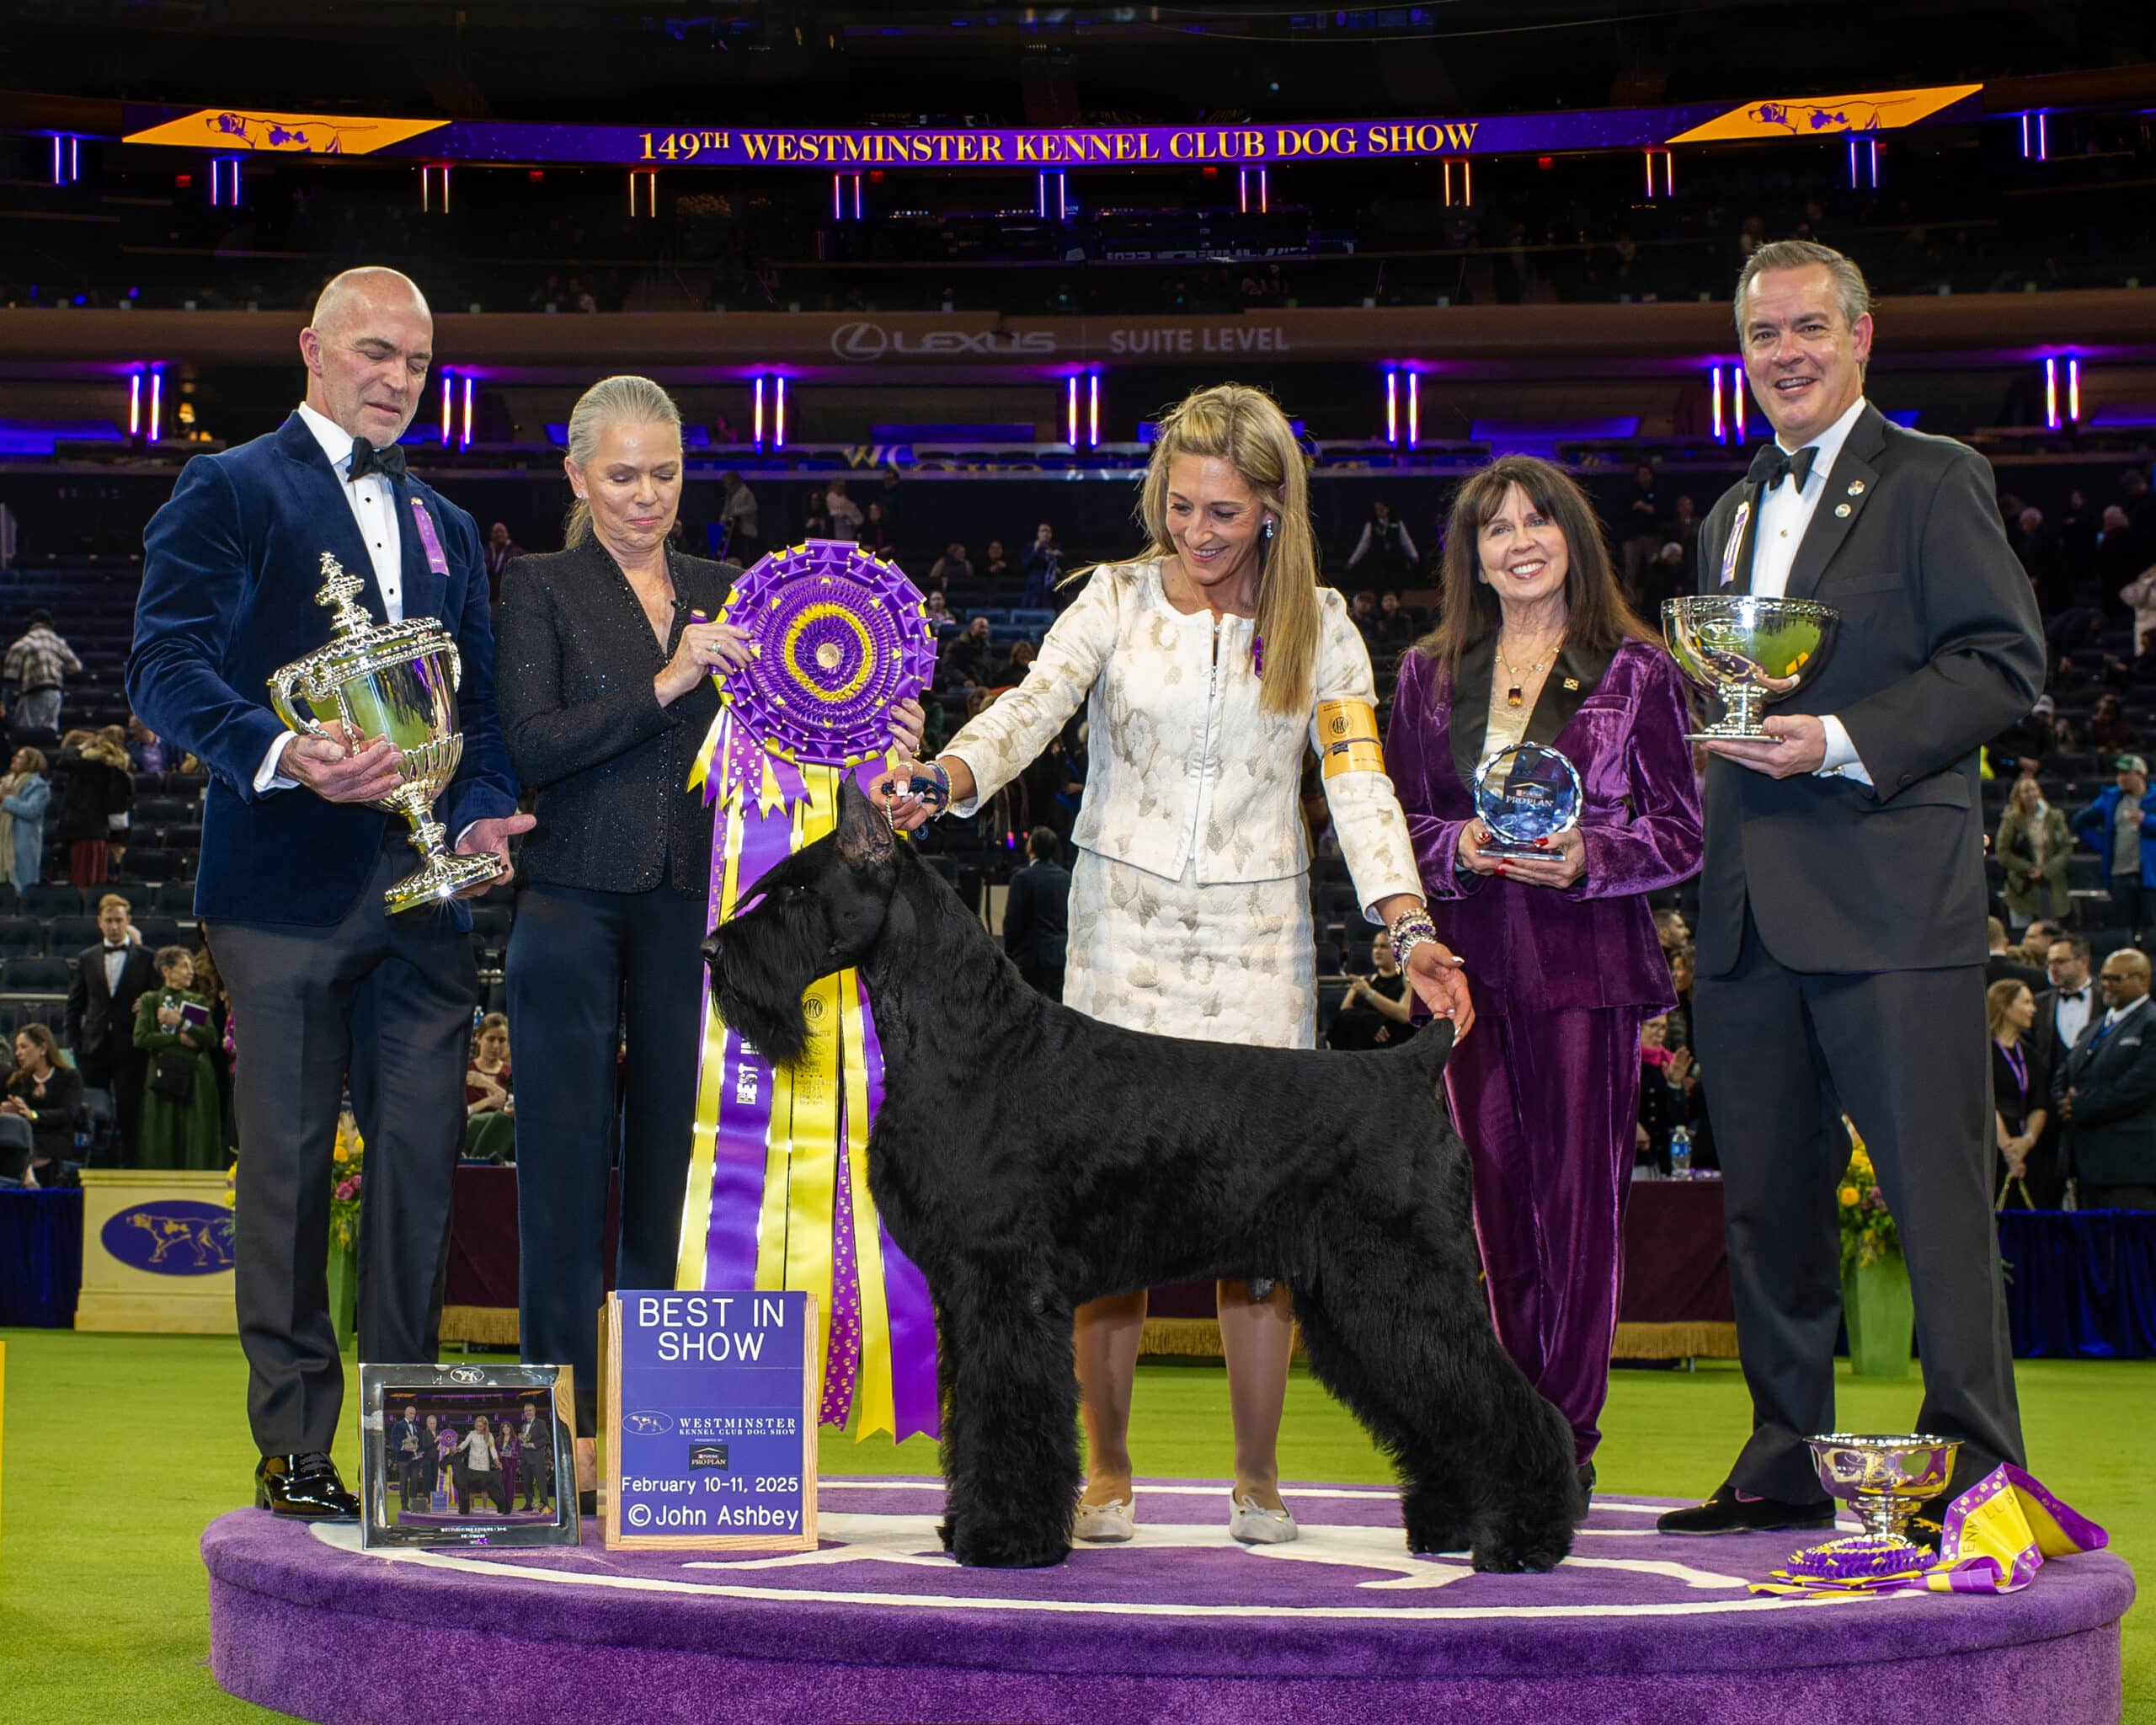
943, 560, 1421, 916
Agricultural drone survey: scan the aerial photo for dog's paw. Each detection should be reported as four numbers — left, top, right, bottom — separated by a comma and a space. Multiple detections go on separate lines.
1470, 1524, 1572, 1573
1404, 1521, 1471, 1557
936, 1516, 958, 1552
950, 1522, 1070, 1569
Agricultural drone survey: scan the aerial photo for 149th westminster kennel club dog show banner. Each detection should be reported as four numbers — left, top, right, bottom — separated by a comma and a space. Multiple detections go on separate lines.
672, 540, 940, 1445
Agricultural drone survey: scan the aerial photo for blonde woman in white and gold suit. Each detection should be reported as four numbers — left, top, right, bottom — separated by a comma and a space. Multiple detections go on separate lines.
881, 382, 1473, 1546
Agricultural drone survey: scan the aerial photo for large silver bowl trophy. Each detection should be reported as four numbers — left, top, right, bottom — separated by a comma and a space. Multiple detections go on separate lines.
1807, 1433, 1958, 1544
1662, 595, 1840, 741
268, 552, 506, 913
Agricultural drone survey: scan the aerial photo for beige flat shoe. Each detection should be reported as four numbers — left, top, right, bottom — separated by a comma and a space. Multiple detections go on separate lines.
1072, 1496, 1136, 1542
1229, 1493, 1299, 1545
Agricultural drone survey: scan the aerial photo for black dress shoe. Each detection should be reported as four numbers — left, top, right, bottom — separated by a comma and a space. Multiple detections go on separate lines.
1576, 1461, 1597, 1522
1656, 1483, 1834, 1536
255, 1452, 361, 1519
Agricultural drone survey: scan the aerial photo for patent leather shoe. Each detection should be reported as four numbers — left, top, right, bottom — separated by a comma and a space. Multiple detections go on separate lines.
254, 1452, 360, 1519
1655, 1482, 1834, 1536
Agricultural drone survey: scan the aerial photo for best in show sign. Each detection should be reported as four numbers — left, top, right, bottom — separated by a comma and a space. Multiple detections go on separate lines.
604, 1290, 818, 1552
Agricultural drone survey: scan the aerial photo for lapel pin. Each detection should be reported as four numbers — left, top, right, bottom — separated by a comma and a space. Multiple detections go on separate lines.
1834, 503, 1852, 518
1847, 480, 1865, 495
1563, 676, 1579, 690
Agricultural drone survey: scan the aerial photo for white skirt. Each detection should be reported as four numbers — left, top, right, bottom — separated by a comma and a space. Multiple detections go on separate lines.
1062, 849, 1315, 1050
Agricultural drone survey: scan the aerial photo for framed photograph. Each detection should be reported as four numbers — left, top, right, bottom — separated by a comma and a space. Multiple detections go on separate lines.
357, 1362, 580, 1550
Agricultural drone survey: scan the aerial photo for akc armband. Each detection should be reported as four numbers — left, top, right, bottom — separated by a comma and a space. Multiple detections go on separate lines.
1315, 699, 1385, 778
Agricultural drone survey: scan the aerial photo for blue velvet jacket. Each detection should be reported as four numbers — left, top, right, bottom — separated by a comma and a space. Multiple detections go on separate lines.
128, 413, 519, 927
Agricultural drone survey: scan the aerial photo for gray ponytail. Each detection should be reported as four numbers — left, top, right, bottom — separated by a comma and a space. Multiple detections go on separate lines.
563, 374, 683, 547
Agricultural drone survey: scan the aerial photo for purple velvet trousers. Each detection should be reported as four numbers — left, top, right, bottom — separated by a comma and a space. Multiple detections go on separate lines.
1443, 1005, 1644, 1466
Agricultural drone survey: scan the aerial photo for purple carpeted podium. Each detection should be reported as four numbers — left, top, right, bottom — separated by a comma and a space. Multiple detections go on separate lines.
204, 1477, 2132, 1724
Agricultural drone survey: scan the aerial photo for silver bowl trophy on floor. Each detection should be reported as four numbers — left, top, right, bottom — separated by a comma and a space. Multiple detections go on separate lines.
268, 551, 508, 911
1662, 595, 1840, 741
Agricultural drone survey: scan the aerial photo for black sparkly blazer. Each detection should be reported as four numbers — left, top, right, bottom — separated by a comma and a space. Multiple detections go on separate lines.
494, 536, 739, 898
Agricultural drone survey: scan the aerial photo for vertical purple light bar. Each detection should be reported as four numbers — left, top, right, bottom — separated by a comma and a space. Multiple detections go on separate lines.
752, 376, 765, 449
774, 377, 787, 448
1406, 371, 1419, 448
1385, 370, 1398, 446
1710, 366, 1725, 443
853, 174, 863, 221
2068, 357, 2081, 423
129, 372, 141, 438
462, 376, 475, 450
440, 372, 452, 446
1088, 371, 1100, 447
2044, 358, 2058, 431
1065, 377, 1078, 447
148, 370, 163, 444
1731, 366, 1747, 441
1258, 168, 1268, 214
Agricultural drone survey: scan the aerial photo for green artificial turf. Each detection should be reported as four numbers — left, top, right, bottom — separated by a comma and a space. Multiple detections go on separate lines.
0, 1332, 2147, 1722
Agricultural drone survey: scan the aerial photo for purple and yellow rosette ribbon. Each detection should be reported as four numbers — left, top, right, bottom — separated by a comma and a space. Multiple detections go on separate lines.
675, 539, 940, 1442
1753, 1466, 2108, 1597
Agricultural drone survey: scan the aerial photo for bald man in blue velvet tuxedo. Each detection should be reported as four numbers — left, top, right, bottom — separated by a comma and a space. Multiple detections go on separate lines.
129, 267, 531, 1519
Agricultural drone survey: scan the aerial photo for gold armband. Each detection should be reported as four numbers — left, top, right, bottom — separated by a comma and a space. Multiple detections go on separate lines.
1315, 699, 1385, 778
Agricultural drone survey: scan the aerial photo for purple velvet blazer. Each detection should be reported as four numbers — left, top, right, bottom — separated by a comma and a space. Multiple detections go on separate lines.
1388, 633, 1703, 1018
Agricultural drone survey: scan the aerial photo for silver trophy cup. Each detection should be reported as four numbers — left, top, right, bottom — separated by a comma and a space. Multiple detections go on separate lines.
268, 553, 507, 914
1662, 594, 1840, 742
1806, 1432, 1959, 1546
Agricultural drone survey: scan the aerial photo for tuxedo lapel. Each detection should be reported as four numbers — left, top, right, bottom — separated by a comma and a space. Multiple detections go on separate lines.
1525, 638, 1617, 750
1446, 633, 1498, 794
276, 414, 388, 625
1785, 406, 1888, 602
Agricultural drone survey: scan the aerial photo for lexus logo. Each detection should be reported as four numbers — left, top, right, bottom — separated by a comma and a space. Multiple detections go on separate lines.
831, 321, 889, 360
829, 321, 1058, 362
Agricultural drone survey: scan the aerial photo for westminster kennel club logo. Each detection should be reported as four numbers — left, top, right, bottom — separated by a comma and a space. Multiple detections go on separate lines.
100, 1201, 236, 1276
623, 1411, 675, 1436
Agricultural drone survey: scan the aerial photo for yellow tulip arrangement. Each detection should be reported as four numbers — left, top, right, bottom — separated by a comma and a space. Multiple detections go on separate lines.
1838, 1127, 1900, 1274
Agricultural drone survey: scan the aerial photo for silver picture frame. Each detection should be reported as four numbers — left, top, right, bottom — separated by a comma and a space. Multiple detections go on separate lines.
357, 1362, 581, 1550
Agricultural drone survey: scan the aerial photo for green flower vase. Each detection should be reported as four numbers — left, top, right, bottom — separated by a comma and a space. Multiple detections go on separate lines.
328, 1235, 359, 1353
1842, 1249, 1914, 1378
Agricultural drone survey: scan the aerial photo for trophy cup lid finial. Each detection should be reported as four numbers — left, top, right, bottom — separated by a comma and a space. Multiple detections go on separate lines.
316, 552, 376, 638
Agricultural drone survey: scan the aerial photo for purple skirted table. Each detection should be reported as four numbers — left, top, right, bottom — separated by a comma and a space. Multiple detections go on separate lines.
203, 1477, 2132, 1725
0, 1188, 83, 1327
440, 1165, 618, 1348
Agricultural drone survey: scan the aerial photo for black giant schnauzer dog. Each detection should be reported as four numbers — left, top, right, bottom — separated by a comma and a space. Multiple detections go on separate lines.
706, 779, 1579, 1573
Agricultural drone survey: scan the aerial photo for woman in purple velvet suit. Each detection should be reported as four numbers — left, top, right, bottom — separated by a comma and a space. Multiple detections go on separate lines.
1387, 456, 1703, 1494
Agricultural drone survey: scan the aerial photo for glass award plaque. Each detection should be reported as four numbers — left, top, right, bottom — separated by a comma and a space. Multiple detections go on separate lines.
1472, 742, 1583, 857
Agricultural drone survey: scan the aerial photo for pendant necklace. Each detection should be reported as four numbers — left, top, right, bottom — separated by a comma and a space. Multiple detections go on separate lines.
1496, 634, 1563, 709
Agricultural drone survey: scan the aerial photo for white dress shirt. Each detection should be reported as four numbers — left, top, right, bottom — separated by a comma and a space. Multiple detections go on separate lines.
1748, 393, 1870, 785
2054, 983, 2095, 1053
103, 942, 130, 996
255, 403, 409, 792
2101, 994, 2148, 1037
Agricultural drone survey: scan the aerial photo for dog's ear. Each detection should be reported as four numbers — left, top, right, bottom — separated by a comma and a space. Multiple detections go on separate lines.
835, 772, 894, 868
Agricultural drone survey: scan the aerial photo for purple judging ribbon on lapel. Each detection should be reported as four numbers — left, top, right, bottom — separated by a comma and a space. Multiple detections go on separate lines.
1717, 499, 1750, 589
408, 496, 452, 578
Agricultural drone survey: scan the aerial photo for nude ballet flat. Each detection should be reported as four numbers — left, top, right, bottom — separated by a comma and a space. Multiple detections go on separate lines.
1072, 1496, 1136, 1542
1229, 1493, 1299, 1545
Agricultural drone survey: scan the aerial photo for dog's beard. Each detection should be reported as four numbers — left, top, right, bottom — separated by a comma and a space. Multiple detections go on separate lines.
706, 918, 821, 1066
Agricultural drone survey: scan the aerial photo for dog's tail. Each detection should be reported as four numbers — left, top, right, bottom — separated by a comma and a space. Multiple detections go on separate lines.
1417, 1017, 1457, 1095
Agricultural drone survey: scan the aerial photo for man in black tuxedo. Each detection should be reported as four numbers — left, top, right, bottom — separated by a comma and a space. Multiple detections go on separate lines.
1661, 242, 2041, 1539
1002, 825, 1071, 1001
1985, 918, 2047, 995
130, 267, 531, 1520
65, 894, 160, 1163
2021, 933, 2096, 1211
2053, 948, 2156, 1210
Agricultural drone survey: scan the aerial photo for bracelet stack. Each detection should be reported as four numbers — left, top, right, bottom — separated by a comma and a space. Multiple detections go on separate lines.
1388, 905, 1441, 968
908, 761, 953, 816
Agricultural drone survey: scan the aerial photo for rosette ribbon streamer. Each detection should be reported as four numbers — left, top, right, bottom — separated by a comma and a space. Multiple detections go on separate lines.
674, 540, 940, 1442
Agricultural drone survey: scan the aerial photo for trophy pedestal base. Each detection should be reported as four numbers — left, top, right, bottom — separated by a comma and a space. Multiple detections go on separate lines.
1684, 724, 1780, 744
1480, 839, 1555, 857
384, 848, 506, 915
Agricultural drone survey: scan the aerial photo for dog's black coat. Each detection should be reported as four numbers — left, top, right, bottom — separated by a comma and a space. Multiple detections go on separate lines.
705, 781, 1580, 1572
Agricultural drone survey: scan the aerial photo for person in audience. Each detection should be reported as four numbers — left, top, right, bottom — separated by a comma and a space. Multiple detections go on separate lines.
2120, 559, 2156, 659
0, 745, 50, 892
1373, 590, 1418, 652
3, 610, 82, 736
464, 1011, 515, 1162
2053, 946, 2156, 1211
3, 1024, 83, 1187
1001, 825, 1071, 1001
96, 724, 136, 872
940, 615, 1000, 691
928, 543, 974, 589
1654, 907, 1692, 954
1661, 240, 2040, 1540
1348, 589, 1381, 643
51, 729, 128, 887
131, 265, 526, 1521
1020, 521, 1063, 608
801, 500, 834, 542
823, 476, 862, 538
1996, 774, 2070, 930
1635, 1013, 1695, 1170
483, 521, 528, 597
1664, 941, 1695, 1052
67, 894, 159, 1164
2072, 754, 2156, 941
494, 372, 926, 1463
1988, 979, 2050, 1210
923, 590, 958, 633
881, 381, 1469, 1548
1326, 929, 1417, 1049
1344, 499, 1419, 583
2088, 693, 2131, 758
132, 945, 223, 1171
1985, 917, 2047, 993
1387, 452, 1702, 1492
999, 638, 1037, 686
982, 539, 1011, 579
862, 499, 897, 556
718, 471, 760, 565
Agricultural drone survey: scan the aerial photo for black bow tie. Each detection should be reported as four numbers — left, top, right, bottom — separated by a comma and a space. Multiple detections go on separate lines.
1750, 443, 1818, 492
104, 943, 128, 953
2062, 989, 2088, 1002
348, 438, 408, 483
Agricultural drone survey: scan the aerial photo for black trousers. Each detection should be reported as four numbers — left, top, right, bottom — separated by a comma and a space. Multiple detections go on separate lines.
507, 881, 707, 1434
2108, 875, 2156, 937
1694, 905, 2025, 1503
210, 840, 478, 1457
